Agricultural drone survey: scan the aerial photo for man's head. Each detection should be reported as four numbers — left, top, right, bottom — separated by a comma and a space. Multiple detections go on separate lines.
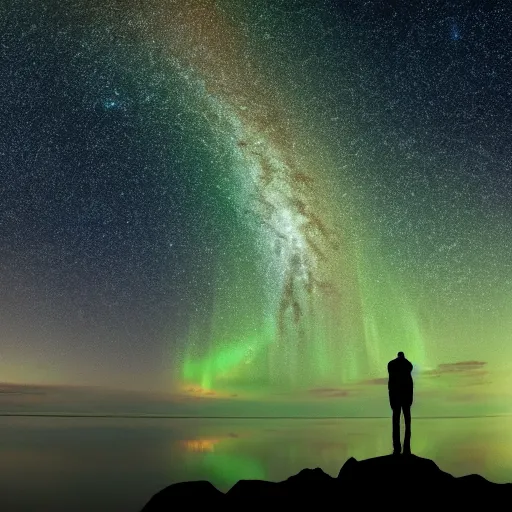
397, 351, 404, 358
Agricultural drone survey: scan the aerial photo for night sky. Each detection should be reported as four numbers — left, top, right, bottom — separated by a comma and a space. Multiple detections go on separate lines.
2, 0, 512, 417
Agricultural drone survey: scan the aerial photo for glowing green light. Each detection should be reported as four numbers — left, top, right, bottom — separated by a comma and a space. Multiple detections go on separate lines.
202, 452, 266, 486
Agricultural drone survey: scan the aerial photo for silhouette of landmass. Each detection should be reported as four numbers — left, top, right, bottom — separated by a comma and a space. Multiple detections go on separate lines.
141, 454, 512, 509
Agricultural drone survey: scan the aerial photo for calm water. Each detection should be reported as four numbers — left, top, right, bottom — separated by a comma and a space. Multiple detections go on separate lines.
1, 416, 512, 512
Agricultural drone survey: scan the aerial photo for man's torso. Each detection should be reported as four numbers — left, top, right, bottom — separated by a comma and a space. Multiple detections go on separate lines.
388, 358, 413, 404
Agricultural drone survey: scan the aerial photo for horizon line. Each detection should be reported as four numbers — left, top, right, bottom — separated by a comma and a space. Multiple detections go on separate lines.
0, 413, 510, 419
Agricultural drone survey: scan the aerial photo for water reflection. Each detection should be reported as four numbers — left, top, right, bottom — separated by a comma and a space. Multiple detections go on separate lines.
181, 438, 220, 452
174, 417, 512, 491
0, 416, 511, 512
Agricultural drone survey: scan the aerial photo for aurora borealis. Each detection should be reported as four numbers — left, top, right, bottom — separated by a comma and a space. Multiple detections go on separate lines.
171, 2, 424, 394
2, 0, 512, 417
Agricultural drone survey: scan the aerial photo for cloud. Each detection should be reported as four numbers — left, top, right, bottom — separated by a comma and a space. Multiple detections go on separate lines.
424, 361, 487, 377
0, 383, 46, 395
360, 378, 388, 386
0, 382, 224, 415
438, 361, 486, 373
307, 387, 351, 398
420, 361, 490, 389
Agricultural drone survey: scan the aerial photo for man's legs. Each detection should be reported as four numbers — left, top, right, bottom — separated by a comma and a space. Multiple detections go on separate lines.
392, 406, 401, 454
403, 405, 411, 454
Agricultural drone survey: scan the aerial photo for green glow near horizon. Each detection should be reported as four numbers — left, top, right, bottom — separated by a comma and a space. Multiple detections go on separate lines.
183, 332, 271, 391
201, 452, 266, 485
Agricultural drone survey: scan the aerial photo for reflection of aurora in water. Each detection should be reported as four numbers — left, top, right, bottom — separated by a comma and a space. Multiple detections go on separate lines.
149, 1, 430, 395
182, 438, 220, 452
175, 418, 512, 492
181, 435, 266, 484
147, 1, 429, 395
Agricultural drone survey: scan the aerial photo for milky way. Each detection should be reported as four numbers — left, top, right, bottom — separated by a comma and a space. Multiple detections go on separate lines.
142, 1, 439, 395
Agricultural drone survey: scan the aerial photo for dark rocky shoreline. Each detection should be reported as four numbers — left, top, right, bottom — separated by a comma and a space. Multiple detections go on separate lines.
141, 453, 512, 509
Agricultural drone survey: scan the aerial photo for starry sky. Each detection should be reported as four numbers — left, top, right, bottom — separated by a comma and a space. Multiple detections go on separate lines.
1, 0, 512, 417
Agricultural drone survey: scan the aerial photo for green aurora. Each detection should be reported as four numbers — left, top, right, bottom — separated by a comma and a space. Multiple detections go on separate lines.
137, 1, 512, 415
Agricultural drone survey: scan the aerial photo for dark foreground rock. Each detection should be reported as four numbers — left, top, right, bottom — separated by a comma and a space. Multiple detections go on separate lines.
140, 454, 512, 510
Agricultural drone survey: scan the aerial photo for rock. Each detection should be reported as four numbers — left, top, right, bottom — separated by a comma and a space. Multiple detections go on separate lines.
226, 479, 285, 500
226, 467, 335, 503
140, 454, 512, 510
140, 481, 225, 510
337, 456, 358, 480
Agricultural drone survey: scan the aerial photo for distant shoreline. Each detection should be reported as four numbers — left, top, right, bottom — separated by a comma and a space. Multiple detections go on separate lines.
0, 413, 510, 419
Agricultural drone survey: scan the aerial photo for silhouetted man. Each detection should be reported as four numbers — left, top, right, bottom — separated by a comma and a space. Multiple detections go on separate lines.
388, 351, 413, 455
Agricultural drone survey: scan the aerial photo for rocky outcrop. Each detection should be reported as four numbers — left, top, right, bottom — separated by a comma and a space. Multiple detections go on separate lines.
141, 454, 512, 510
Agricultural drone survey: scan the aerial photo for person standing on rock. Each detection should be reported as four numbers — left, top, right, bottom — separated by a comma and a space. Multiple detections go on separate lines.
387, 351, 413, 455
